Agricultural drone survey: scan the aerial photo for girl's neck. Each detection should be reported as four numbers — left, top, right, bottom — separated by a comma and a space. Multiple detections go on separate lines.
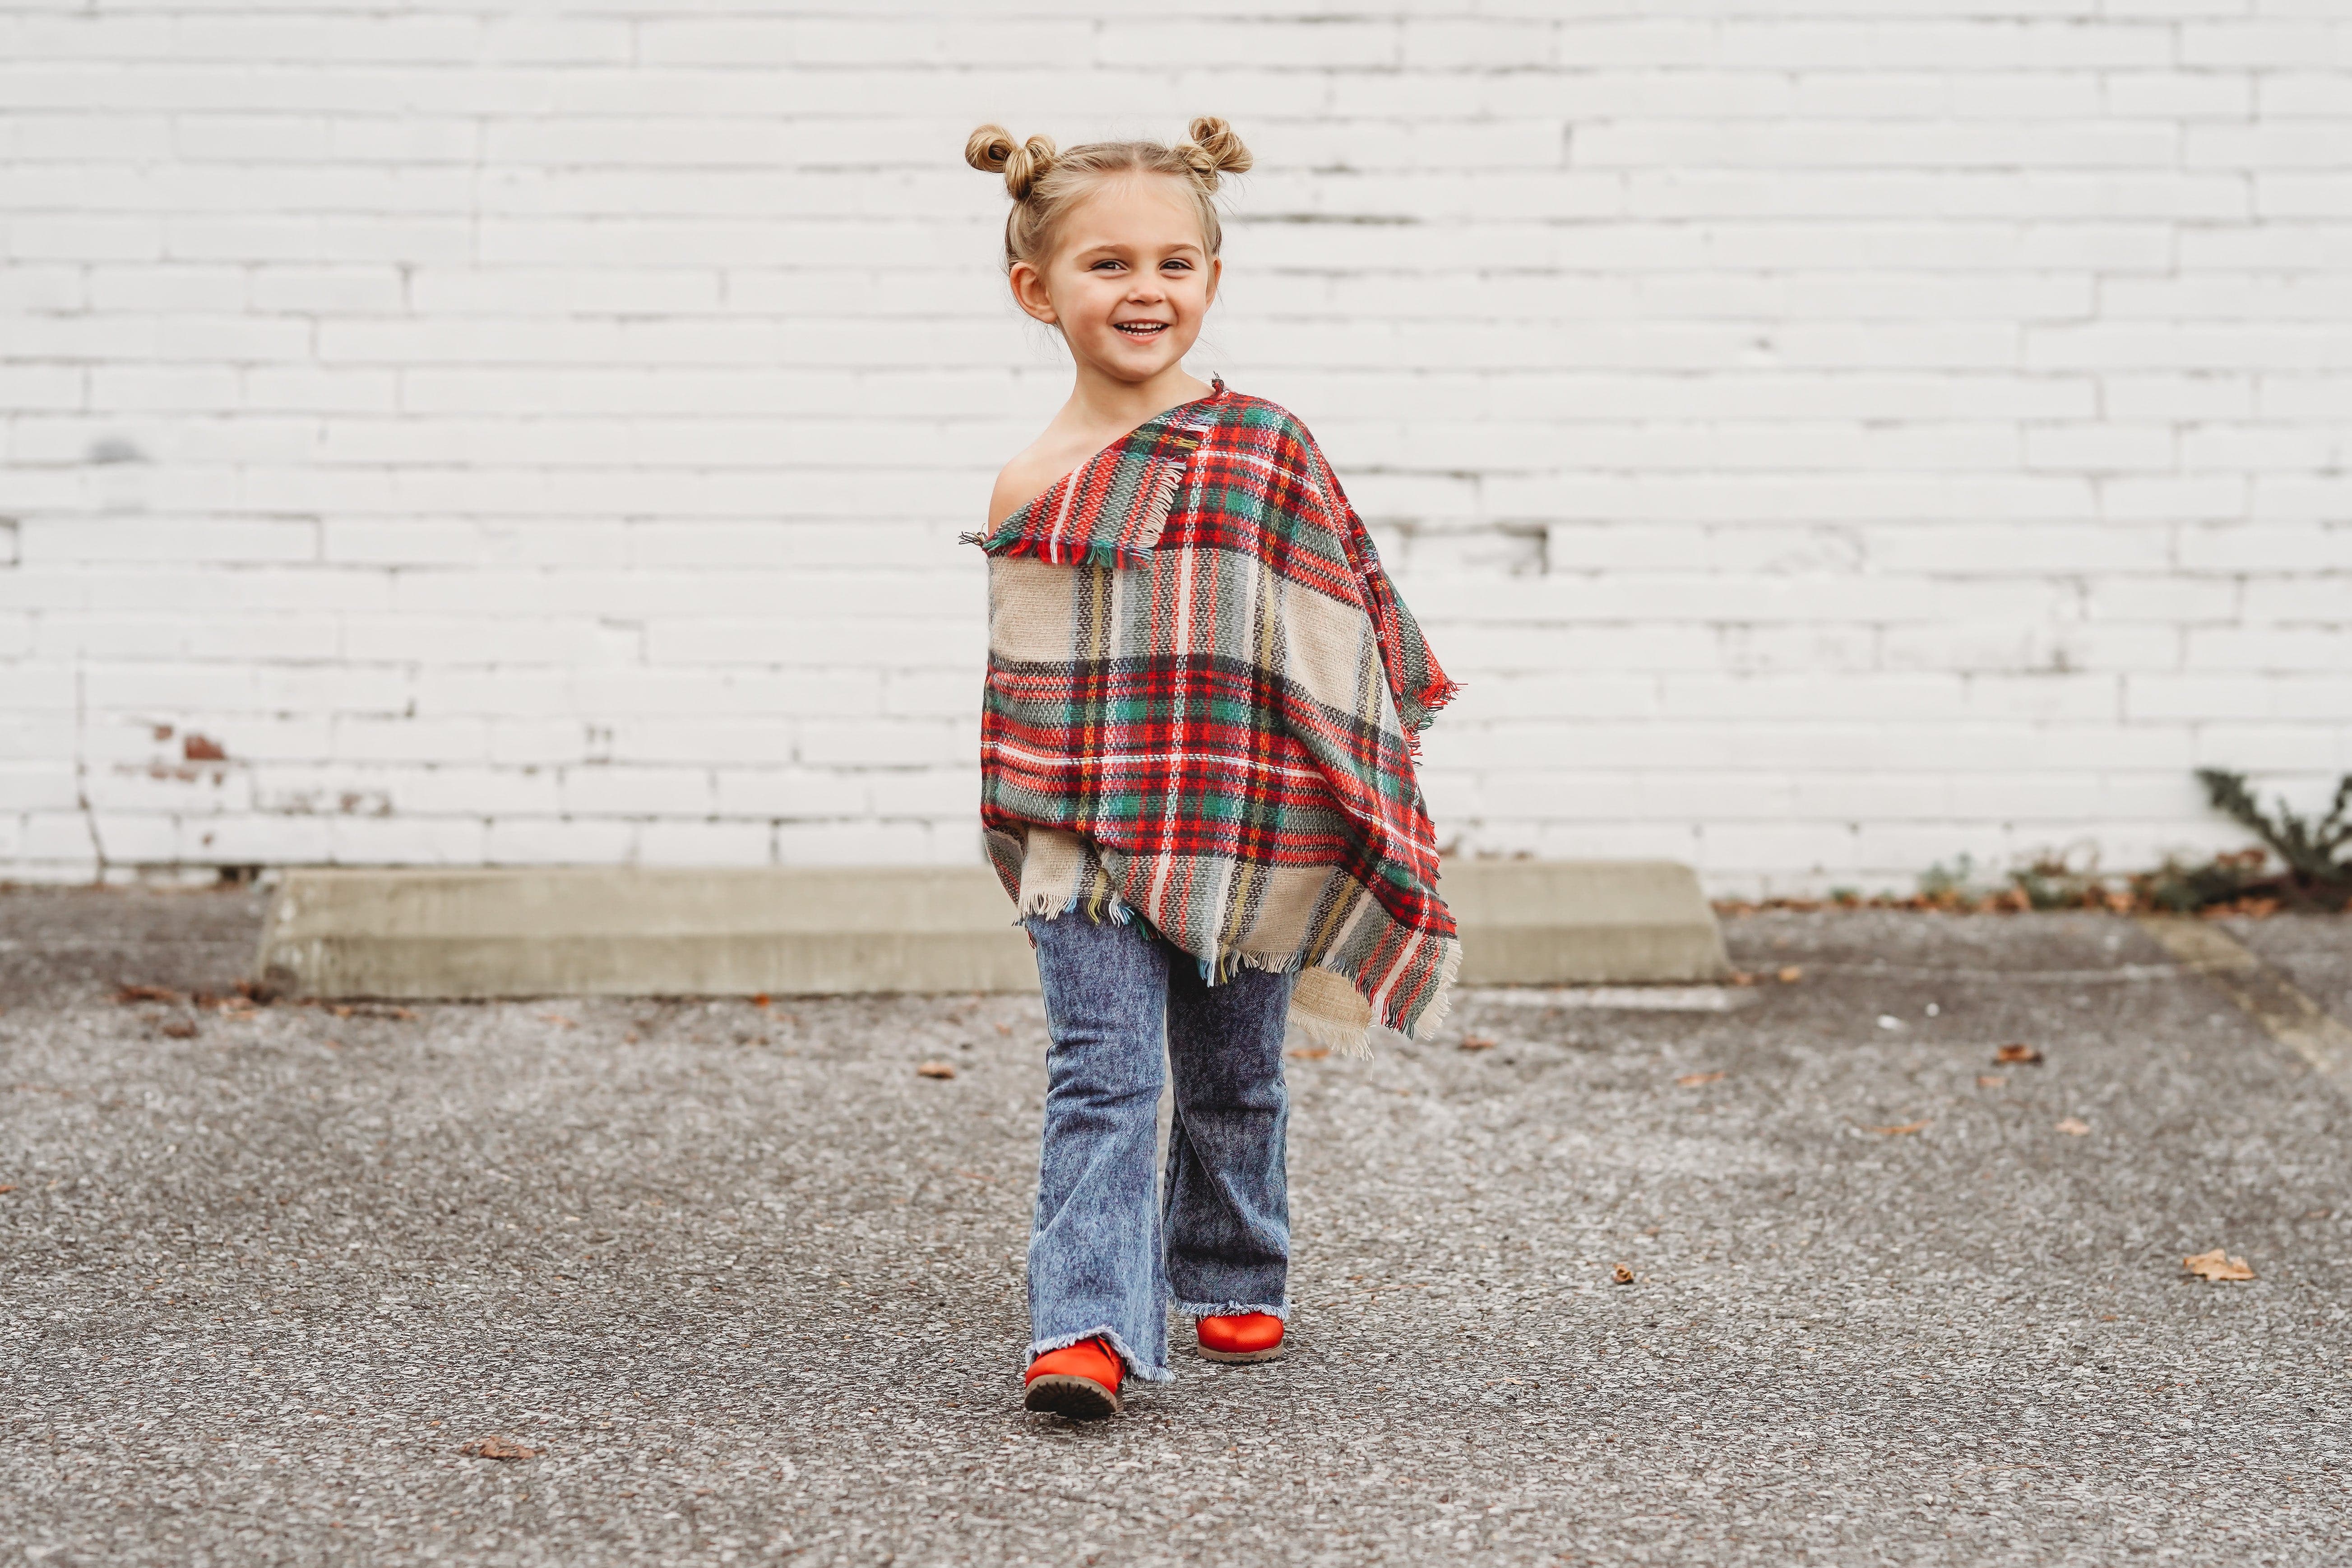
1062, 362, 1215, 436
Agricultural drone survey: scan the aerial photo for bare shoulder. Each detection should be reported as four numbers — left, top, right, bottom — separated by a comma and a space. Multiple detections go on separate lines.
988, 434, 1091, 529
988, 445, 1055, 530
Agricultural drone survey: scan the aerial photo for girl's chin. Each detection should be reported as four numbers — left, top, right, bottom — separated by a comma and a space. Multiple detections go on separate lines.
1082, 335, 1185, 374
1105, 324, 1185, 350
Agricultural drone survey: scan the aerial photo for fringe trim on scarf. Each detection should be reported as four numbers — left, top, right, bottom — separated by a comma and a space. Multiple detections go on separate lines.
1415, 929, 1465, 1038
1194, 944, 1306, 987
1285, 995, 1377, 1060
1292, 927, 1463, 1054
1019, 885, 1135, 927
1401, 675, 1466, 760
971, 532, 1149, 572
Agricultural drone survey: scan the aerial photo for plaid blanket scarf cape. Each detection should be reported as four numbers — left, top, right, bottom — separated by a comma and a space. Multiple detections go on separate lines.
966, 380, 1461, 1055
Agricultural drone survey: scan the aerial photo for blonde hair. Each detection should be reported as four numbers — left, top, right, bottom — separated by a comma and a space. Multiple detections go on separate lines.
964, 117, 1252, 272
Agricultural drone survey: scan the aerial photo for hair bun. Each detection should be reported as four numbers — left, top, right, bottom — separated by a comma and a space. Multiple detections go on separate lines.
964, 124, 1016, 175
1176, 116, 1253, 189
965, 123, 1057, 200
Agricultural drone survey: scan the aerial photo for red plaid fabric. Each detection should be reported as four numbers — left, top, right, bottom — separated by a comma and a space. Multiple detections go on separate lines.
971, 382, 1462, 1046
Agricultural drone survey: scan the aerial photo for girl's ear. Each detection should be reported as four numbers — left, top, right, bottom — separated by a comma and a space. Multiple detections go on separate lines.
1009, 260, 1060, 326
1205, 255, 1221, 307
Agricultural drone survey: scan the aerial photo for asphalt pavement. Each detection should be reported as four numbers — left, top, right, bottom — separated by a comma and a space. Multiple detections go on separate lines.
3, 884, 2347, 1565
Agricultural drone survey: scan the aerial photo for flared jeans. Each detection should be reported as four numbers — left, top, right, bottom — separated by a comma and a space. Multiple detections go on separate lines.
1022, 910, 1298, 1384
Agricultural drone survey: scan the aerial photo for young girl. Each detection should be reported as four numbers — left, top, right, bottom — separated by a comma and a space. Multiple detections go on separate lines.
963, 118, 1461, 1420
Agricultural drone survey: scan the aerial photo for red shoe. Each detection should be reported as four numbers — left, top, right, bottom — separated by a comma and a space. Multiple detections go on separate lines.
1195, 1312, 1284, 1363
1023, 1336, 1124, 1419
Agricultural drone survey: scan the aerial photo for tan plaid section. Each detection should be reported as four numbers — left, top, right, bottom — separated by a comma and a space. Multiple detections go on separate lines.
988, 555, 1082, 664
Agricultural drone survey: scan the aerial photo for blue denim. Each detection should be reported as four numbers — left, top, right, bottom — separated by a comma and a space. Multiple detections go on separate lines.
1022, 908, 1297, 1384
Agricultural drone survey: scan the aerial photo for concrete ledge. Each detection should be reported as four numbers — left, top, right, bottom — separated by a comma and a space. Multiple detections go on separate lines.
1445, 860, 1728, 986
257, 861, 1726, 999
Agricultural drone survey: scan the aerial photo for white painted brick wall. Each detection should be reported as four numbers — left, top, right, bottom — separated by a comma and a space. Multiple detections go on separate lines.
5, 2, 2347, 897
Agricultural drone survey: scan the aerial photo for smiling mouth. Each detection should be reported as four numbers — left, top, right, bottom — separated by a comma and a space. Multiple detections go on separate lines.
1113, 321, 1169, 340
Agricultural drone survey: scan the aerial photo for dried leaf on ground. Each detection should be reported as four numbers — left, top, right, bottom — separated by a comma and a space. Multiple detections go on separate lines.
915, 1062, 956, 1079
1728, 971, 1756, 986
1676, 1070, 1728, 1087
1777, 966, 1804, 983
751, 994, 771, 1008
460, 1435, 538, 1460
159, 1020, 198, 1040
1287, 1047, 1331, 1062
2055, 1117, 2091, 1136
1995, 1043, 2044, 1064
1869, 1120, 1929, 1136
1458, 1035, 1496, 1052
115, 985, 179, 1004
1977, 1074, 2006, 1088
2182, 1249, 2254, 1282
1611, 1265, 1635, 1285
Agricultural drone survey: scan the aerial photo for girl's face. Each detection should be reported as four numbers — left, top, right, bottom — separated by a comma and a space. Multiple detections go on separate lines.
1010, 175, 1220, 386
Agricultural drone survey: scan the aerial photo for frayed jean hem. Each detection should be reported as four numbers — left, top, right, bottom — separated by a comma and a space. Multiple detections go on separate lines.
1176, 1300, 1288, 1323
1026, 1325, 1175, 1386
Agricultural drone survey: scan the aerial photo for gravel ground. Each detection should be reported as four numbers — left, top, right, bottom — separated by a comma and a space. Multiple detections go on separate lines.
3, 887, 2347, 1565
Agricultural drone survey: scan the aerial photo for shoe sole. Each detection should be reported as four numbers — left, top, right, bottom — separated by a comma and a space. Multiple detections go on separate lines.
1197, 1343, 1285, 1364
1023, 1374, 1122, 1420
